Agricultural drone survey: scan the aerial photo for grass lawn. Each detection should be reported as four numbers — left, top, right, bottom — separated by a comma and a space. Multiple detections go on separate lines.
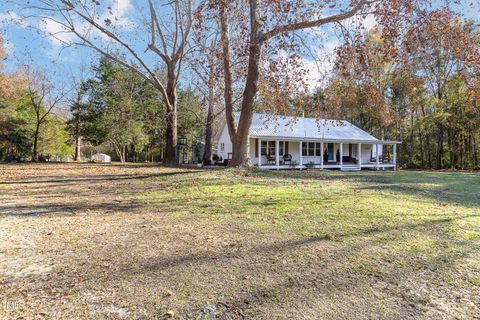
0, 163, 479, 319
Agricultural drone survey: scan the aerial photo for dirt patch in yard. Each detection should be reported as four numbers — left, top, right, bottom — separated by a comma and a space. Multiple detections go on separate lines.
0, 163, 479, 319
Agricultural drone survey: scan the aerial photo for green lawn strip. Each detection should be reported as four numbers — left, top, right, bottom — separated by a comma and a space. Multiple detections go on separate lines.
137, 170, 480, 287
136, 170, 479, 242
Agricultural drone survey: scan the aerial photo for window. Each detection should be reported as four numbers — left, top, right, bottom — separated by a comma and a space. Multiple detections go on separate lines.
220, 143, 225, 152
268, 141, 275, 155
261, 141, 275, 156
308, 142, 315, 156
302, 142, 308, 156
302, 142, 321, 156
260, 141, 285, 156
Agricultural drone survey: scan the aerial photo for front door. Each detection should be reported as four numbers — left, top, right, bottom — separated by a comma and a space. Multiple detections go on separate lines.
327, 143, 334, 161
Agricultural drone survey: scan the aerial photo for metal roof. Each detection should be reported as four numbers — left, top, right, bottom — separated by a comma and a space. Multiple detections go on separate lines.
237, 113, 384, 142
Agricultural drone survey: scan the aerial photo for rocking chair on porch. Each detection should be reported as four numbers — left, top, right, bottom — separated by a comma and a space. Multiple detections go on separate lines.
283, 154, 292, 164
266, 154, 276, 164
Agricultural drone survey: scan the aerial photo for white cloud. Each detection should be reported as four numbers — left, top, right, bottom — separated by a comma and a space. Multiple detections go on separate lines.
362, 14, 378, 30
299, 12, 378, 90
301, 37, 341, 89
39, 18, 75, 46
341, 13, 378, 31
0, 11, 29, 28
3, 39, 15, 56
40, 0, 135, 48
99, 0, 135, 30
113, 0, 133, 15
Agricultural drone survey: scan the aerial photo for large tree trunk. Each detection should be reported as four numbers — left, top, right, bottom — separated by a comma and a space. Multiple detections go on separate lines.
219, 0, 367, 167
436, 124, 444, 169
409, 111, 415, 168
163, 63, 178, 166
164, 106, 178, 165
203, 60, 217, 165
114, 145, 125, 163
32, 121, 40, 162
229, 45, 262, 166
229, 1, 262, 167
203, 106, 214, 165
418, 128, 425, 168
473, 135, 478, 169
219, 0, 236, 144
74, 136, 82, 161
447, 128, 453, 169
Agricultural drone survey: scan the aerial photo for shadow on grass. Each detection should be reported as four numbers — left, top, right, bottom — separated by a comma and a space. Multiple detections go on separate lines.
138, 212, 478, 272
252, 169, 480, 208
4, 165, 478, 318
125, 212, 478, 318
141, 235, 326, 272
0, 170, 194, 185
0, 201, 141, 217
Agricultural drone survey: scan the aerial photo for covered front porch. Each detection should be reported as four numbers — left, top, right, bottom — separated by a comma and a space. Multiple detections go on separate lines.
251, 138, 400, 171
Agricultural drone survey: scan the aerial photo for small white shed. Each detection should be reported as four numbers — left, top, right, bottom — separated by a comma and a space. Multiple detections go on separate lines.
91, 153, 111, 163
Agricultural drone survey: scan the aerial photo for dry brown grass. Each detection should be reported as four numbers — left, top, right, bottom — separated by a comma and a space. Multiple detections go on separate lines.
0, 163, 479, 319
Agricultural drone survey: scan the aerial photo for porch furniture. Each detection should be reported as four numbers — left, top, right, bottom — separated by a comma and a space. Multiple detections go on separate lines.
266, 154, 276, 164
214, 155, 223, 165
283, 154, 292, 164
342, 156, 357, 163
323, 152, 329, 163
371, 155, 391, 163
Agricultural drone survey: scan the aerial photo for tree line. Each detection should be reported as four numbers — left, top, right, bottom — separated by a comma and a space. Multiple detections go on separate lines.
0, 49, 204, 163
306, 11, 480, 169
1, 1, 479, 168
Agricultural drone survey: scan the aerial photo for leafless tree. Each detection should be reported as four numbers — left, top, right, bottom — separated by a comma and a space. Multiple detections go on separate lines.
188, 28, 225, 164
218, 0, 384, 166
19, 0, 197, 164
24, 67, 66, 161
67, 65, 90, 161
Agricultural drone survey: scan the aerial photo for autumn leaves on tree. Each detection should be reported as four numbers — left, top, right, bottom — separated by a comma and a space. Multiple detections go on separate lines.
328, 9, 480, 169
3, 0, 480, 167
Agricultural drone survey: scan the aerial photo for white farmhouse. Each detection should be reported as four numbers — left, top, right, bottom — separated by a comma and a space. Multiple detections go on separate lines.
217, 113, 401, 171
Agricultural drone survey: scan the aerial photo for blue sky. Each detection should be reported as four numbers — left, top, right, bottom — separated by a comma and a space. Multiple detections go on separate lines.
1, 0, 145, 88
1, 0, 479, 99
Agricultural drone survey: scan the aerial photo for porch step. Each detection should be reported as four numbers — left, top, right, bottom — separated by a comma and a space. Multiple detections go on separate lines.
340, 165, 361, 171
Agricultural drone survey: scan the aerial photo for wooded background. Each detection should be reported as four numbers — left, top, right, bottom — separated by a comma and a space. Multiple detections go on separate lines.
0, 1, 478, 169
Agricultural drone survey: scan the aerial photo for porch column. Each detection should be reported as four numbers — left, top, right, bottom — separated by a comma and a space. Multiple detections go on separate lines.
275, 140, 280, 168
339, 143, 343, 169
299, 141, 303, 167
258, 139, 262, 167
358, 143, 362, 169
393, 144, 397, 171
320, 142, 324, 170
375, 143, 380, 170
